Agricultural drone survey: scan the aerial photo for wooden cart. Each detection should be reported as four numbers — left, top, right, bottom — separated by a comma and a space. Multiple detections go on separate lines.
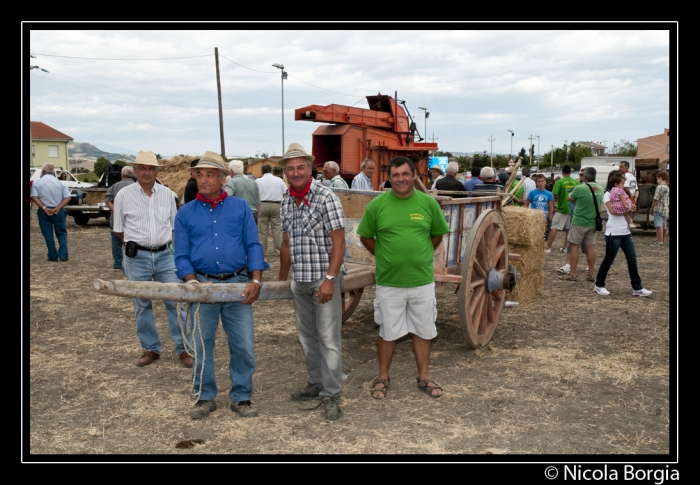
94, 187, 518, 349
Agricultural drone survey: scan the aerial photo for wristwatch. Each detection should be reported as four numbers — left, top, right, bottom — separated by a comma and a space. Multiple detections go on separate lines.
251, 279, 262, 286
325, 275, 336, 283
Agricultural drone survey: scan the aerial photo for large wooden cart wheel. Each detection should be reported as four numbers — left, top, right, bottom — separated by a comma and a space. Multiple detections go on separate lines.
458, 209, 509, 348
342, 288, 364, 323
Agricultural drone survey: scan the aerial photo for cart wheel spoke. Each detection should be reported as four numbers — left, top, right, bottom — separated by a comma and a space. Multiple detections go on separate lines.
459, 209, 509, 348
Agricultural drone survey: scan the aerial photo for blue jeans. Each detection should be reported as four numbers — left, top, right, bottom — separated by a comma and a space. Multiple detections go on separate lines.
110, 231, 123, 269
188, 273, 256, 402
595, 233, 643, 291
290, 274, 344, 399
37, 208, 68, 261
123, 249, 186, 355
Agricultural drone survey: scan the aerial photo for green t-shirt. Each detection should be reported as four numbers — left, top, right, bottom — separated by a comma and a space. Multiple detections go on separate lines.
552, 176, 579, 214
356, 190, 450, 287
569, 182, 605, 227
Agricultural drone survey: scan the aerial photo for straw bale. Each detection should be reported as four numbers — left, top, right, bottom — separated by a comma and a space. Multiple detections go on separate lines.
506, 243, 545, 303
502, 206, 547, 248
156, 156, 201, 201
503, 206, 546, 303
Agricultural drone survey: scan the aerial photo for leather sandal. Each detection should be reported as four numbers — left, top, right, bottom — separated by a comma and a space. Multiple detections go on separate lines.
417, 378, 443, 398
370, 377, 390, 399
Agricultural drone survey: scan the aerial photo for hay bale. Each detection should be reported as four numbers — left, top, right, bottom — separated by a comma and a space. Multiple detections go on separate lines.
157, 156, 200, 201
507, 243, 545, 303
502, 206, 547, 248
504, 206, 546, 303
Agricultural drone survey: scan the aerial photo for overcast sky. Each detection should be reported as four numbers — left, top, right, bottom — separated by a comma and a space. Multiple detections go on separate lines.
26, 26, 674, 160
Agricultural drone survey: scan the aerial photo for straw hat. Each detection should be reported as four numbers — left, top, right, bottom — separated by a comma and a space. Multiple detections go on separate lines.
279, 143, 315, 165
192, 151, 229, 174
506, 166, 514, 174
429, 165, 444, 175
129, 150, 160, 167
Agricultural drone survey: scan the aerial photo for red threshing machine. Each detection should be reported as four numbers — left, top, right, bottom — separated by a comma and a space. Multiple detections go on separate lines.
294, 93, 437, 188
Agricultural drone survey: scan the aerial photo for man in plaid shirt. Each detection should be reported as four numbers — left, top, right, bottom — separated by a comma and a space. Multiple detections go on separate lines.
279, 143, 346, 421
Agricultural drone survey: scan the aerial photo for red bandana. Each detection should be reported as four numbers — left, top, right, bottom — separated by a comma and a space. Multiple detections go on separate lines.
288, 176, 313, 206
196, 190, 228, 209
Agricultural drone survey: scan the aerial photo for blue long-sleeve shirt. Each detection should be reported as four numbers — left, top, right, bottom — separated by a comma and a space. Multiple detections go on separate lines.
174, 195, 269, 279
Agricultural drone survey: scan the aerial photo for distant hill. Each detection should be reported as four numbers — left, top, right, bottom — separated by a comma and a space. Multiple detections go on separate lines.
68, 142, 136, 171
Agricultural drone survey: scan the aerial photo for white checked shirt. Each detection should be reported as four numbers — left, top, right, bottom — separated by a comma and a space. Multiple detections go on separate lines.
113, 182, 177, 247
351, 171, 373, 191
281, 181, 346, 282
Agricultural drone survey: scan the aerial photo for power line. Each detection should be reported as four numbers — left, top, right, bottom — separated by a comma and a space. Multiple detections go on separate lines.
31, 53, 213, 61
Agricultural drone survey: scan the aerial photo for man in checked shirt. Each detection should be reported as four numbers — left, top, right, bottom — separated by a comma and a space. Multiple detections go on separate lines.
278, 143, 346, 421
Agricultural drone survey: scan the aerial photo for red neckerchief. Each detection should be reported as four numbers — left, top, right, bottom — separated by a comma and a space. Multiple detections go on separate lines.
196, 190, 227, 209
288, 176, 313, 206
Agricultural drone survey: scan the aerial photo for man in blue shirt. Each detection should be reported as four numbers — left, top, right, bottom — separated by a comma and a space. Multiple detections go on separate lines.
30, 163, 72, 261
525, 173, 555, 242
175, 151, 269, 420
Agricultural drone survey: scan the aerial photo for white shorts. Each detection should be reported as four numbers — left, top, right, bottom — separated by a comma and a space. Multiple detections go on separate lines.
374, 282, 437, 341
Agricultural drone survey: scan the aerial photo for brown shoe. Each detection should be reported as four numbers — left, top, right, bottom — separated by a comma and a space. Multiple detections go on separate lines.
179, 351, 193, 368
137, 350, 160, 367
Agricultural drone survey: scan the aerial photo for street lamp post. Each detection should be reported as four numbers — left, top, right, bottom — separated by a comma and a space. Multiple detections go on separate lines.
536, 135, 540, 161
488, 135, 496, 167
29, 61, 49, 169
418, 106, 429, 142
272, 63, 287, 155
507, 129, 514, 160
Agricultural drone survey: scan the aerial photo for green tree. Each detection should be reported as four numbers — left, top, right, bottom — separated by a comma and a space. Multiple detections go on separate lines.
614, 140, 637, 156
114, 160, 127, 166
94, 157, 111, 179
156, 154, 162, 160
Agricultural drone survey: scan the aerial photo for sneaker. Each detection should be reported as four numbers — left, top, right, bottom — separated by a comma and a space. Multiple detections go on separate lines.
594, 286, 610, 296
628, 222, 637, 229
545, 248, 551, 254
650, 241, 665, 247
557, 265, 570, 274
559, 247, 567, 253
290, 384, 322, 401
190, 400, 216, 419
231, 400, 258, 418
633, 288, 652, 297
323, 398, 342, 421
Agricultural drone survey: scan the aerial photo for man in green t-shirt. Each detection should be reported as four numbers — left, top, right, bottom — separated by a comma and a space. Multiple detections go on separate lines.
545, 165, 579, 253
357, 156, 450, 400
564, 166, 604, 282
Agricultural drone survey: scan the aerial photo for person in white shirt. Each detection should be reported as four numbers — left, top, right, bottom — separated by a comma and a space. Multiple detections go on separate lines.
112, 150, 190, 368
255, 164, 288, 256
351, 158, 375, 191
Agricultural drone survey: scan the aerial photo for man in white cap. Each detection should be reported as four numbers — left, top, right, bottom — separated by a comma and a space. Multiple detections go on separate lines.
279, 143, 346, 421
112, 150, 190, 368
175, 151, 269, 420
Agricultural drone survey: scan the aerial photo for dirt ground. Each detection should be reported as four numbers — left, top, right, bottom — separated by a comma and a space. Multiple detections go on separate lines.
25, 210, 674, 459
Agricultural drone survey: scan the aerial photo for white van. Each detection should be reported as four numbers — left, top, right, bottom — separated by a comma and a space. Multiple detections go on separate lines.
579, 157, 635, 184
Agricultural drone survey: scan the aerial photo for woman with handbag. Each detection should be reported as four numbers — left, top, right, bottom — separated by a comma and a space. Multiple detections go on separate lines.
593, 170, 652, 297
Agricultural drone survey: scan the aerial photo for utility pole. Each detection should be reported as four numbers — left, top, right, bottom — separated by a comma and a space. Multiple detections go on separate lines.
488, 135, 496, 167
214, 48, 226, 159
528, 135, 535, 167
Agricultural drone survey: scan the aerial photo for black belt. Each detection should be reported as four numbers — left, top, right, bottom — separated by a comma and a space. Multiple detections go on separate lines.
136, 243, 168, 252
261, 200, 281, 203
196, 267, 248, 281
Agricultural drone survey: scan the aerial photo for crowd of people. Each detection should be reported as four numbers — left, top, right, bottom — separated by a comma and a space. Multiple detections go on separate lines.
31, 148, 668, 423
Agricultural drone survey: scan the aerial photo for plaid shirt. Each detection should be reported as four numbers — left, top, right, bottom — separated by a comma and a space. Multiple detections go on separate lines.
653, 183, 669, 217
281, 181, 346, 282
